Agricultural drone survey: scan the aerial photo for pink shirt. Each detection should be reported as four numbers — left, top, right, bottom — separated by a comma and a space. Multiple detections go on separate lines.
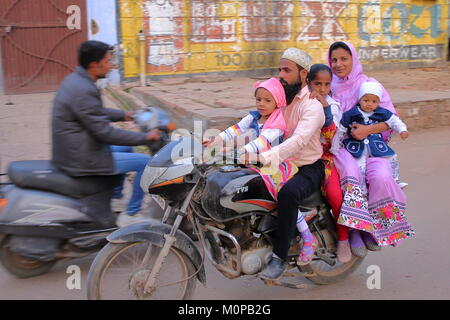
260, 86, 325, 167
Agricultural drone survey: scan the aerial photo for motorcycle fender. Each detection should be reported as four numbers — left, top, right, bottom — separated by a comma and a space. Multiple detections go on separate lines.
107, 221, 206, 285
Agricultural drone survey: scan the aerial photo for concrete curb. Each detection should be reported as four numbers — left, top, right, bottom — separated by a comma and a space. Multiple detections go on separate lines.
395, 96, 450, 130
104, 86, 146, 111
130, 86, 248, 132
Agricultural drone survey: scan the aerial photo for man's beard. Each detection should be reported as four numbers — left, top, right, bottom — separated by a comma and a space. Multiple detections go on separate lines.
280, 79, 302, 105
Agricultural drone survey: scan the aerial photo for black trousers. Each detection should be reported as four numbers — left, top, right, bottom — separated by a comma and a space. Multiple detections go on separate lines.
273, 159, 325, 261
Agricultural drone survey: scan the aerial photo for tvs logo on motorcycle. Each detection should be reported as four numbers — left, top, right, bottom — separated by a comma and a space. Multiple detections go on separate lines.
236, 186, 249, 194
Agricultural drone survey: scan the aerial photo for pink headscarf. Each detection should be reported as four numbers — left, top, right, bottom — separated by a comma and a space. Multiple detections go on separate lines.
328, 41, 396, 115
253, 77, 288, 136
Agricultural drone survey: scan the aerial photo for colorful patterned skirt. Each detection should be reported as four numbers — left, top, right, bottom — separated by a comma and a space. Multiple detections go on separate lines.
320, 122, 337, 190
249, 160, 298, 201
333, 148, 415, 246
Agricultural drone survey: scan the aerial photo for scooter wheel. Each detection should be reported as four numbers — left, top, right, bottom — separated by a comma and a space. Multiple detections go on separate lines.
0, 236, 56, 278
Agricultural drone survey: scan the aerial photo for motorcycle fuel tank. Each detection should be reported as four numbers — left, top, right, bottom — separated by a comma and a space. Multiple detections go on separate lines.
201, 167, 276, 223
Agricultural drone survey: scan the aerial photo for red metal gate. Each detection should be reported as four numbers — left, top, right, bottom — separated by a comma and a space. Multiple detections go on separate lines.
0, 0, 87, 94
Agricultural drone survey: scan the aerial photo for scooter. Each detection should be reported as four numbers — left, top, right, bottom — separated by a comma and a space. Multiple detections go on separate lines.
0, 106, 174, 278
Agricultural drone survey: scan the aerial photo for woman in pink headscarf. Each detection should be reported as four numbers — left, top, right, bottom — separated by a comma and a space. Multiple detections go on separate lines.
327, 42, 415, 260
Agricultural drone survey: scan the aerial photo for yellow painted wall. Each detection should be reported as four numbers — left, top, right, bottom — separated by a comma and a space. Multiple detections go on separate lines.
120, 0, 449, 78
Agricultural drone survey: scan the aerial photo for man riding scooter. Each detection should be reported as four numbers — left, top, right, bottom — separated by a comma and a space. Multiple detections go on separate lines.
0, 41, 168, 278
52, 40, 160, 227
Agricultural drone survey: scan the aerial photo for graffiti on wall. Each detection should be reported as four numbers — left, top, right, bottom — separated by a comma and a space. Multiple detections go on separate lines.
241, 0, 294, 42
191, 0, 237, 43
359, 2, 445, 41
120, 0, 449, 77
143, 0, 184, 70
297, 0, 348, 42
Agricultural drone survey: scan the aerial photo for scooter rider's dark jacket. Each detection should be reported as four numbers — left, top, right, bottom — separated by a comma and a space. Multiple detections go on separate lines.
52, 66, 148, 176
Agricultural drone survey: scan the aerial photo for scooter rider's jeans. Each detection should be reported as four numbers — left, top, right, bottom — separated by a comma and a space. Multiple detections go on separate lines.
111, 146, 152, 215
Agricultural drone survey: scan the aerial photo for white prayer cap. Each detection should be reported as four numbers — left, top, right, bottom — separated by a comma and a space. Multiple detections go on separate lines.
280, 48, 312, 71
359, 82, 383, 101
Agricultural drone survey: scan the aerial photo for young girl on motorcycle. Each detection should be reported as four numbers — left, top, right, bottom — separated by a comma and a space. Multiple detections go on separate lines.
203, 77, 318, 265
306, 64, 353, 263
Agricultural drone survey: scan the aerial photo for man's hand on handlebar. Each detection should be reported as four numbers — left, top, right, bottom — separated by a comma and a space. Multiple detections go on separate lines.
146, 128, 161, 141
124, 111, 135, 122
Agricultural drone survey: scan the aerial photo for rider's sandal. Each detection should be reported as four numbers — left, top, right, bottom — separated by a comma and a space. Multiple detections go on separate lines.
297, 235, 318, 266
361, 232, 381, 252
337, 240, 352, 263
349, 230, 368, 258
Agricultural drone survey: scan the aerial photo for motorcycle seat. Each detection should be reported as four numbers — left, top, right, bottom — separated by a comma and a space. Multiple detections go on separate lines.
298, 190, 325, 211
7, 161, 120, 199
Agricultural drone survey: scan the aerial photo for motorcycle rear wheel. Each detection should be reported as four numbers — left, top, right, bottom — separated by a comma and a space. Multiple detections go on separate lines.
297, 222, 365, 285
87, 241, 197, 300
0, 236, 56, 278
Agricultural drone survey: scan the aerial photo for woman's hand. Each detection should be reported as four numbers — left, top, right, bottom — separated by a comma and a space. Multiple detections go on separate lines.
350, 122, 389, 140
350, 124, 370, 140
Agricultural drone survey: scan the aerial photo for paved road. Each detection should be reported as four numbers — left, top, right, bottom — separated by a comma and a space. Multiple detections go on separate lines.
1, 93, 449, 300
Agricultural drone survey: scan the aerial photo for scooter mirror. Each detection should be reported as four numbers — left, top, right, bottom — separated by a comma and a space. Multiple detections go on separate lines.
133, 107, 159, 133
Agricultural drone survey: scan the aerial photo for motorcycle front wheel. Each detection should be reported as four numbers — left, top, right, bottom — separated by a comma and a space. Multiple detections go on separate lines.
87, 241, 197, 300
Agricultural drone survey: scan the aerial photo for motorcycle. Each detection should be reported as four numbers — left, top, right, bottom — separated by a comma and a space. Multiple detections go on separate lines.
86, 136, 365, 300
0, 106, 174, 278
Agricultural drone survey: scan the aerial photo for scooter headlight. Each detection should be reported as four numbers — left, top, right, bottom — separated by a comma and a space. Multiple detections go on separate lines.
0, 198, 7, 214
140, 166, 167, 193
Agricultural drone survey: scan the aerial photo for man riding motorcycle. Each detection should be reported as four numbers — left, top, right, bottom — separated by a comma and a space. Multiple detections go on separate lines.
246, 48, 326, 280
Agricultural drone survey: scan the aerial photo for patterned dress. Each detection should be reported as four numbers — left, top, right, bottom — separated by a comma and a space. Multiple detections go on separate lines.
320, 121, 337, 191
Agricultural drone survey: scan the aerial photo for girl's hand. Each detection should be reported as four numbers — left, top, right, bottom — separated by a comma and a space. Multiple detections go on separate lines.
309, 91, 328, 107
202, 139, 212, 147
203, 136, 222, 147
400, 131, 409, 140
239, 151, 260, 166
